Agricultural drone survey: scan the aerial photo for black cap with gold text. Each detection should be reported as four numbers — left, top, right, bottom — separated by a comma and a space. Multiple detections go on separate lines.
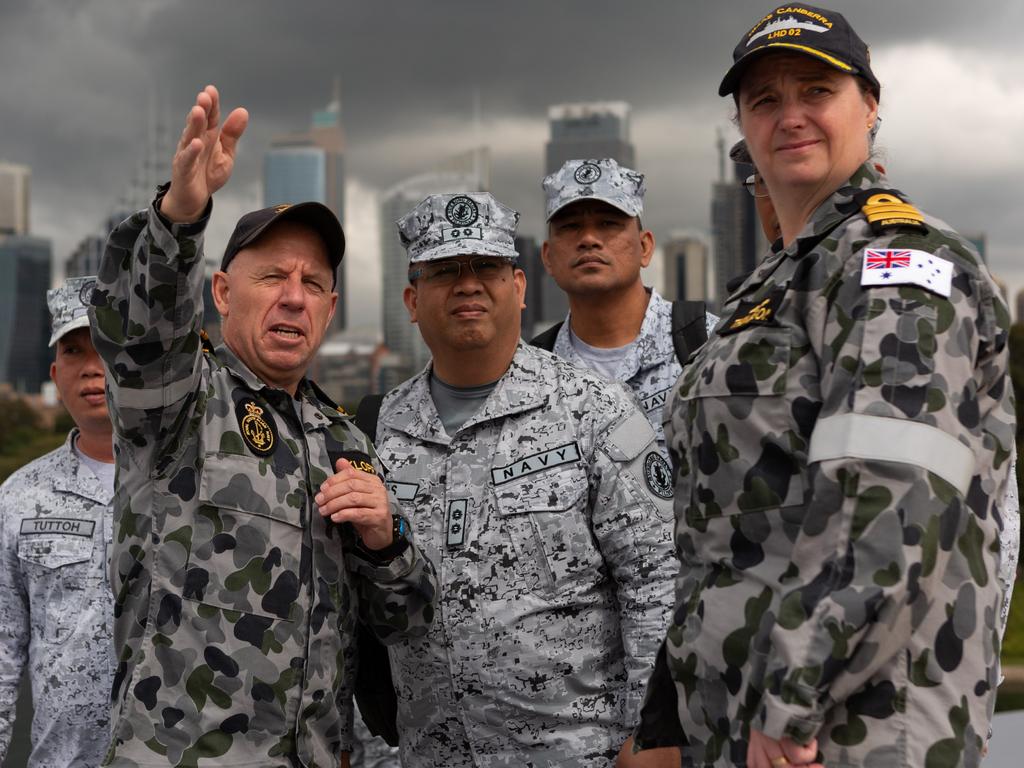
221, 202, 346, 283
719, 4, 879, 99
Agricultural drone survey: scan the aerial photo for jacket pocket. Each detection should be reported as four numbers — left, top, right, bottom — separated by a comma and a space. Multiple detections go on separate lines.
185, 453, 305, 620
17, 532, 94, 642
492, 467, 599, 597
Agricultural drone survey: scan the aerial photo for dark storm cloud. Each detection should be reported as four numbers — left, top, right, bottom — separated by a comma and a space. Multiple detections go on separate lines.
2, 0, 1022, 290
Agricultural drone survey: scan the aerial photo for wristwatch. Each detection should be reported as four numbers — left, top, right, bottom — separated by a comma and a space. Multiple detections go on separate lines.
356, 514, 411, 564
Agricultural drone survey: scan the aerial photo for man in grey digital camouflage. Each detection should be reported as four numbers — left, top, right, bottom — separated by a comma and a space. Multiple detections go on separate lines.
531, 158, 718, 455
0, 276, 115, 767
366, 190, 678, 767
88, 85, 437, 768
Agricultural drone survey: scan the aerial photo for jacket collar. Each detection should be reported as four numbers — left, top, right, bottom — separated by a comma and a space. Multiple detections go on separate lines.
380, 342, 553, 445
725, 162, 887, 304
552, 287, 673, 378
51, 429, 114, 504
213, 342, 335, 431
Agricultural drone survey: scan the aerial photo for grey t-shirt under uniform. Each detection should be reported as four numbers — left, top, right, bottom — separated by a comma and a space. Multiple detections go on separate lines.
567, 327, 635, 381
429, 374, 498, 436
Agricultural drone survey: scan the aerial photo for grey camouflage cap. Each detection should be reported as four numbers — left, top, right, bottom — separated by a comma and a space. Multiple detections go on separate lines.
542, 158, 645, 221
47, 275, 97, 346
397, 192, 520, 263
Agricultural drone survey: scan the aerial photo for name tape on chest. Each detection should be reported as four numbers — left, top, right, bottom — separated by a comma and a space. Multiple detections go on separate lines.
860, 249, 953, 298
640, 387, 671, 414
719, 286, 785, 335
20, 518, 96, 537
333, 450, 377, 475
491, 442, 582, 485
386, 480, 419, 501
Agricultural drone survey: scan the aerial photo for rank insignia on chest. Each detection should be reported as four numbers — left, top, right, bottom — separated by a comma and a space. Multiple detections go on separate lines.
235, 398, 278, 457
719, 286, 784, 335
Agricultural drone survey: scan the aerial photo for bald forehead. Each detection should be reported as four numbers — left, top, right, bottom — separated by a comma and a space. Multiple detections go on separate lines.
231, 221, 334, 280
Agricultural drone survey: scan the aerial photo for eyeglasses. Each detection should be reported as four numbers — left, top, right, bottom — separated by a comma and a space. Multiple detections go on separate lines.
408, 256, 515, 285
742, 173, 770, 199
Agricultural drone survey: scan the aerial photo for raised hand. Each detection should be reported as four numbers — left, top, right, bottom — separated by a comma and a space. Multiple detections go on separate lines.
161, 84, 249, 223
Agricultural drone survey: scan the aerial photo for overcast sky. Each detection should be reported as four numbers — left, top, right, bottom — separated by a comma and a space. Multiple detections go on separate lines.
3, 0, 1023, 332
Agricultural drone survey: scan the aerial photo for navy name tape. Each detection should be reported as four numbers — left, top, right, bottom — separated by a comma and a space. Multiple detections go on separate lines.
491, 442, 581, 485
20, 518, 95, 537
640, 387, 671, 414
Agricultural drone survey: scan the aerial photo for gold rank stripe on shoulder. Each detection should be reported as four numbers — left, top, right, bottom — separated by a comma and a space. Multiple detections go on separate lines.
860, 193, 925, 229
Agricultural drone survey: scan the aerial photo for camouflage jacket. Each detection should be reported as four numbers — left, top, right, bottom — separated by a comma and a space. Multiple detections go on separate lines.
551, 289, 718, 453
640, 164, 1015, 767
375, 343, 677, 767
0, 431, 115, 767
89, 203, 437, 768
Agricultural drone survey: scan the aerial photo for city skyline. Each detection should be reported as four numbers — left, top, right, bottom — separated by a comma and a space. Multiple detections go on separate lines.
2, 1, 1022, 314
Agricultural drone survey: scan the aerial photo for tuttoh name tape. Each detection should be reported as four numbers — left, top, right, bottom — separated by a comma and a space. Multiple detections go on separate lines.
20, 518, 96, 537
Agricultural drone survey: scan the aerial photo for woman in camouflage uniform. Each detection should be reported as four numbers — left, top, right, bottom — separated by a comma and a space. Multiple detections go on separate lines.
633, 5, 1016, 768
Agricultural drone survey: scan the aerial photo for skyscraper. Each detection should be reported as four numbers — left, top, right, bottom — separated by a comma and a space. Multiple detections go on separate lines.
0, 162, 30, 236
711, 133, 763, 310
0, 235, 52, 392
264, 84, 346, 330
662, 232, 711, 302
515, 236, 544, 338
545, 102, 635, 173
65, 212, 131, 279
379, 151, 488, 383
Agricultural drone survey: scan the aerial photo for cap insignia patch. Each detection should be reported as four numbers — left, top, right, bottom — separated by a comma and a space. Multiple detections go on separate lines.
573, 162, 602, 184
445, 196, 479, 227
79, 279, 97, 306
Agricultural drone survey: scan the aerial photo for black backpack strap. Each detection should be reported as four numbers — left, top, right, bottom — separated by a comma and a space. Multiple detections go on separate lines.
670, 300, 708, 366
529, 320, 564, 352
351, 391, 399, 745
354, 624, 400, 745
354, 394, 385, 443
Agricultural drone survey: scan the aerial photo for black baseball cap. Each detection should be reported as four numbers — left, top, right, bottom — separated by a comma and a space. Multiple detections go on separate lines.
221, 202, 346, 283
719, 4, 880, 100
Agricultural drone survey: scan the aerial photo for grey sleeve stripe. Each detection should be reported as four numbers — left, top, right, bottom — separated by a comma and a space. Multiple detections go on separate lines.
808, 413, 975, 495
112, 374, 197, 410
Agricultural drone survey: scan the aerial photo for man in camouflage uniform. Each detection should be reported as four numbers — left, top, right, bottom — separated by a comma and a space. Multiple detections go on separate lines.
0, 277, 115, 767
89, 85, 436, 768
637, 157, 1015, 767
369, 191, 678, 767
532, 159, 718, 454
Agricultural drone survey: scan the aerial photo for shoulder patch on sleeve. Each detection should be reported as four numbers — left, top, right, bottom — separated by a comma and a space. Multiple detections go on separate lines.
854, 188, 927, 236
603, 410, 657, 462
643, 452, 674, 499
860, 249, 953, 298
